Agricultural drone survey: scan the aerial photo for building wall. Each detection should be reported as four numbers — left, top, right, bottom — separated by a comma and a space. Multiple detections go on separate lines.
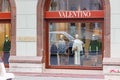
14, 0, 120, 58
110, 0, 120, 58
9, 0, 120, 74
15, 0, 38, 56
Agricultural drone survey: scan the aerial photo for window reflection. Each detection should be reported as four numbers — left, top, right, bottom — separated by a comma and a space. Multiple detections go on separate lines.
49, 22, 102, 67
0, 0, 10, 12
49, 0, 102, 11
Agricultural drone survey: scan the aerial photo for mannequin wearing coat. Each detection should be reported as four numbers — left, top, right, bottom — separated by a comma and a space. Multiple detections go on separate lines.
57, 35, 66, 65
72, 34, 83, 65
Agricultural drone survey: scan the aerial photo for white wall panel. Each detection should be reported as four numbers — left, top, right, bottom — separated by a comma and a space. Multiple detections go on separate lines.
111, 28, 120, 58
110, 0, 120, 58
17, 15, 36, 29
17, 15, 26, 29
16, 42, 26, 56
111, 15, 120, 28
111, 29, 120, 43
16, 29, 36, 37
15, 0, 38, 56
110, 0, 120, 14
15, 0, 38, 14
17, 42, 36, 56
111, 44, 120, 58
26, 15, 37, 29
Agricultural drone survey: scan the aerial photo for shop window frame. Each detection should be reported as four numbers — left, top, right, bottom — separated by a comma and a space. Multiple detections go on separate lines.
37, 0, 110, 70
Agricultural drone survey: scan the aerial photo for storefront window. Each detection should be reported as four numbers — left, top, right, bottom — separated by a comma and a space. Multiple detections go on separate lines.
0, 0, 10, 12
49, 22, 102, 67
49, 0, 102, 11
45, 0, 104, 69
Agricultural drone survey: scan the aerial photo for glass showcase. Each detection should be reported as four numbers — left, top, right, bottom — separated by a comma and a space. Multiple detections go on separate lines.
49, 22, 102, 67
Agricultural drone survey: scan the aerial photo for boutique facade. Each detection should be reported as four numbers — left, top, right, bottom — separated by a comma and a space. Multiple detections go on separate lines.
43, 0, 108, 70
0, 0, 15, 67
1, 0, 120, 78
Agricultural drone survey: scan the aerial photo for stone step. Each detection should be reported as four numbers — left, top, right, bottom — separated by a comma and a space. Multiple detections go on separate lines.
9, 56, 43, 73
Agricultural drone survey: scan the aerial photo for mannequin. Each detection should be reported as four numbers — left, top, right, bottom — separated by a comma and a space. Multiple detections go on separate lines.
89, 35, 98, 55
3, 35, 11, 64
72, 34, 83, 65
89, 35, 99, 66
57, 35, 66, 65
58, 35, 66, 54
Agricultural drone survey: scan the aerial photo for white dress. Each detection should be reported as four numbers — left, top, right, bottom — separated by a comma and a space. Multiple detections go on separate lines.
72, 39, 83, 65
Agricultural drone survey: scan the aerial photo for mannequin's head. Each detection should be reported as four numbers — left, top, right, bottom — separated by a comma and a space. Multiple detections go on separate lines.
75, 34, 79, 39
5, 35, 8, 37
5, 35, 9, 40
60, 35, 64, 40
92, 34, 96, 40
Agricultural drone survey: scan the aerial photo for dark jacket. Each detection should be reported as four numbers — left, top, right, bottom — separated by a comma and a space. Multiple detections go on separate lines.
58, 40, 66, 54
50, 44, 57, 54
90, 40, 98, 51
3, 40, 11, 53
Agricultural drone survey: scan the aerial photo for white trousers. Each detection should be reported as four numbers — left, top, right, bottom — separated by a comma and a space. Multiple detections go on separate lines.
74, 50, 81, 65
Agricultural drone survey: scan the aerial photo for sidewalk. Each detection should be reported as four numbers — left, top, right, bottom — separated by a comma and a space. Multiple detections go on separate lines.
11, 72, 104, 80
13, 76, 104, 80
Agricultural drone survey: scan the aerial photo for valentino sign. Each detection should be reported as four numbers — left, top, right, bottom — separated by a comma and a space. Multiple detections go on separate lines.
58, 11, 91, 18
45, 10, 104, 19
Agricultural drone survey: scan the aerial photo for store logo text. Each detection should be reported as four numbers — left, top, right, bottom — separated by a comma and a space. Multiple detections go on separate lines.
58, 11, 91, 18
